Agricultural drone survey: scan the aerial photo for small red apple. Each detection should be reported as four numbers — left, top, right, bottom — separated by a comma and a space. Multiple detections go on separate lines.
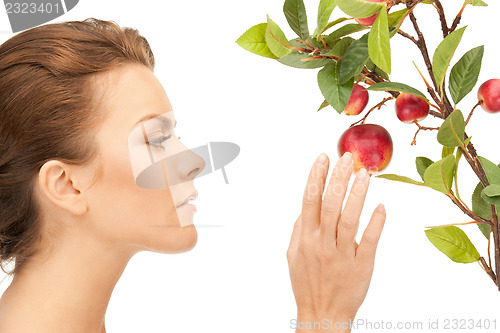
395, 92, 429, 123
477, 79, 500, 113
354, 0, 385, 26
337, 123, 393, 174
344, 83, 369, 116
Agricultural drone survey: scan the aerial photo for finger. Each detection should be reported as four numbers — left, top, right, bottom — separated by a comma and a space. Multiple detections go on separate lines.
320, 152, 353, 242
336, 168, 370, 254
355, 204, 386, 264
301, 153, 329, 234
287, 214, 302, 262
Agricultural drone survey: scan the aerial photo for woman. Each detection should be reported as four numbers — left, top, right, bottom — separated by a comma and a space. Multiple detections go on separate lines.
0, 18, 385, 332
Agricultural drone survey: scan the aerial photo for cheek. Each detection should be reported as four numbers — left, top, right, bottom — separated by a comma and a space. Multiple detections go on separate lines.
86, 141, 196, 253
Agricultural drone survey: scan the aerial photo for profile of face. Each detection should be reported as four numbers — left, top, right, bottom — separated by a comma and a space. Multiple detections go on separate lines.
59, 63, 205, 255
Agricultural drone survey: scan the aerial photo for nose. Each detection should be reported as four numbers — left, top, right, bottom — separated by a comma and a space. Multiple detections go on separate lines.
178, 144, 206, 182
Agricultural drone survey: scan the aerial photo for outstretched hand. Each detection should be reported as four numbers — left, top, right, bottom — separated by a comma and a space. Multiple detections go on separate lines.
287, 152, 386, 332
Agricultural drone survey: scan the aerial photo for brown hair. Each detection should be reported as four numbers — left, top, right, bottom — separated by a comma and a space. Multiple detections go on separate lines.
0, 18, 155, 276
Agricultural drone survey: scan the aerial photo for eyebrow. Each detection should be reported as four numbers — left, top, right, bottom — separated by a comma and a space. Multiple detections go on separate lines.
134, 113, 177, 129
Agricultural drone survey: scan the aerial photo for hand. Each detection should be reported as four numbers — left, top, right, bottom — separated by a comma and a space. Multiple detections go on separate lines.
287, 152, 386, 332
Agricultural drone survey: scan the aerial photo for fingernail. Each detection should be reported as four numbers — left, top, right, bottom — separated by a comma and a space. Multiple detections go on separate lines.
317, 153, 328, 165
376, 203, 385, 212
341, 152, 352, 166
357, 168, 368, 180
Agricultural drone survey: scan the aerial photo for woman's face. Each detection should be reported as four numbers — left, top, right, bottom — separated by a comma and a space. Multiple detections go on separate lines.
81, 63, 204, 254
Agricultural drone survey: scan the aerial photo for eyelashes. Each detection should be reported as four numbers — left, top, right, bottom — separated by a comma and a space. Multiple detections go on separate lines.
148, 134, 182, 151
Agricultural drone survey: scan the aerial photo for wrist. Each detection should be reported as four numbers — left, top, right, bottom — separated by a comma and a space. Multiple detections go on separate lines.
295, 311, 356, 333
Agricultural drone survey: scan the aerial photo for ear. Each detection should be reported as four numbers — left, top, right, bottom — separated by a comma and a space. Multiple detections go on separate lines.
37, 160, 88, 216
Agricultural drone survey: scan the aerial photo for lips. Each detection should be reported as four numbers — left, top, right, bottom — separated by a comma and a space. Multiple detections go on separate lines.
176, 190, 198, 207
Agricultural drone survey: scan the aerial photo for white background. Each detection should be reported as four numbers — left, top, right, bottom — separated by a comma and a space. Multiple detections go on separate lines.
1, 0, 500, 332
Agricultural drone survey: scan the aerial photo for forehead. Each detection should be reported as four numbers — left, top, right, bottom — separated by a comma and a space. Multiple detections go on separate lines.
96, 63, 173, 132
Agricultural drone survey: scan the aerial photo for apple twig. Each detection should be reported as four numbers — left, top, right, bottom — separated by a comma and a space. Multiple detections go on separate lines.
424, 220, 492, 229
410, 121, 439, 145
465, 100, 483, 126
350, 97, 394, 127
449, 1, 469, 34
479, 257, 497, 283
397, 29, 418, 45
431, 0, 449, 37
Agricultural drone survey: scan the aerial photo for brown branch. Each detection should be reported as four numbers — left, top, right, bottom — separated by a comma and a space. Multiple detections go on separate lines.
479, 257, 497, 283
432, 0, 449, 37
406, 1, 454, 116
397, 29, 418, 45
449, 1, 468, 34
461, 133, 500, 288
411, 121, 439, 145
448, 195, 492, 225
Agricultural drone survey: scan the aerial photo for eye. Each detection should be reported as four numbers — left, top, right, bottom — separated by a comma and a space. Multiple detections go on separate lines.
149, 133, 172, 151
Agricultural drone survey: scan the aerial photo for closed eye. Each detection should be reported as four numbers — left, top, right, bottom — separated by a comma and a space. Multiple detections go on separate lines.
149, 134, 172, 150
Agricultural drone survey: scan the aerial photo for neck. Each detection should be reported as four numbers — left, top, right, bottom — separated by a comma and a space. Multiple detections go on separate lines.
0, 225, 135, 333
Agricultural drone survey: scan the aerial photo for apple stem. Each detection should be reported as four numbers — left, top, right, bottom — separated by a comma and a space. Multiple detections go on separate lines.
350, 97, 394, 127
465, 100, 483, 126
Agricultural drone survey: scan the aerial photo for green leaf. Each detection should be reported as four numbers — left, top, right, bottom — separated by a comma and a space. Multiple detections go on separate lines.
437, 109, 465, 147
266, 16, 292, 58
324, 37, 355, 57
472, 0, 488, 7
415, 157, 434, 181
368, 7, 391, 74
318, 61, 354, 113
442, 146, 455, 158
278, 39, 330, 69
366, 82, 427, 101
318, 17, 350, 36
278, 52, 330, 69
478, 223, 492, 239
425, 226, 480, 263
324, 23, 369, 44
376, 173, 427, 186
423, 154, 456, 195
454, 137, 471, 162
432, 26, 467, 90
318, 99, 329, 111
236, 23, 279, 59
387, 8, 408, 27
449, 45, 484, 105
481, 185, 500, 205
339, 33, 369, 85
336, 0, 385, 19
483, 184, 500, 197
283, 0, 310, 40
388, 8, 408, 38
477, 156, 500, 185
315, 0, 336, 38
472, 182, 492, 220
472, 183, 493, 238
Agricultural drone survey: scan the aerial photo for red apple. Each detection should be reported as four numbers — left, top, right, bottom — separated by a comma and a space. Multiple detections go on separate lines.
395, 92, 429, 123
344, 83, 369, 116
478, 79, 500, 113
337, 124, 393, 174
354, 0, 385, 26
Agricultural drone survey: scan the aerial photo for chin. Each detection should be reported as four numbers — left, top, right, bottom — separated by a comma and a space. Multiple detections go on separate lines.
137, 224, 198, 255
